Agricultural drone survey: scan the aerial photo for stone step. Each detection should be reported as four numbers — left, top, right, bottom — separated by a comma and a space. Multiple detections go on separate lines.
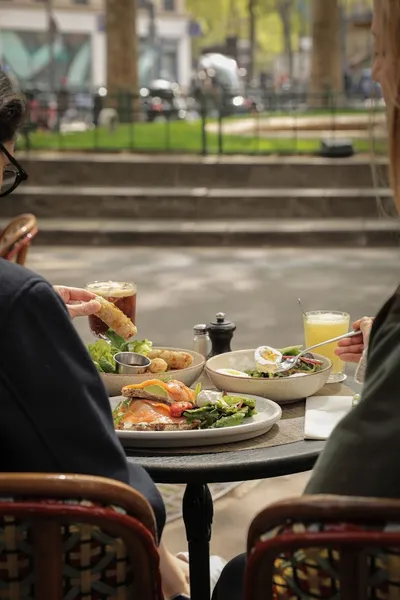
18, 152, 387, 189
5, 185, 393, 220
8, 217, 398, 247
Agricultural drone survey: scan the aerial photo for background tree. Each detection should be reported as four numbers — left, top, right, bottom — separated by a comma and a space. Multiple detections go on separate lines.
248, 0, 298, 82
186, 0, 295, 60
308, 0, 343, 106
275, 0, 294, 80
105, 0, 138, 112
186, 0, 372, 92
248, 0, 256, 81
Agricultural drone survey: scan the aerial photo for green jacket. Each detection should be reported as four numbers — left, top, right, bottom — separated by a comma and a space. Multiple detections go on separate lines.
306, 288, 400, 497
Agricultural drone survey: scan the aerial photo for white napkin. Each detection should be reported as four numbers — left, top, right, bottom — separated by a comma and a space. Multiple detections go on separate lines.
304, 395, 354, 440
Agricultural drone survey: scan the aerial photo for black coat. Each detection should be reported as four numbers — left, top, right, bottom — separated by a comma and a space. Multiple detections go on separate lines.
306, 286, 400, 497
0, 259, 165, 538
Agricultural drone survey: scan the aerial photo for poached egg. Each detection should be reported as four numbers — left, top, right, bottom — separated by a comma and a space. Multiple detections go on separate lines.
196, 389, 223, 407
254, 346, 282, 373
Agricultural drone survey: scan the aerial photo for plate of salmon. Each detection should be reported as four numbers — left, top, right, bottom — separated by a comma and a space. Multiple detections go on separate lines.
109, 379, 282, 448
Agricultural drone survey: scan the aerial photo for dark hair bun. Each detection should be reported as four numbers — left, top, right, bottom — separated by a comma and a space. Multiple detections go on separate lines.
0, 71, 26, 143
0, 98, 25, 142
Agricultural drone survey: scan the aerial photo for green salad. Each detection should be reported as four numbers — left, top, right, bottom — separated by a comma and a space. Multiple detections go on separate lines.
184, 389, 257, 429
87, 329, 152, 373
245, 345, 323, 379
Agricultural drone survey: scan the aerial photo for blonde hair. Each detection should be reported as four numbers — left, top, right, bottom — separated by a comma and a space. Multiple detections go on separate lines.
378, 1, 400, 212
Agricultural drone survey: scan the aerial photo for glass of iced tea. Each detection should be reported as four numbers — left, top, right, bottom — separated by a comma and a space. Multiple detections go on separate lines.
303, 310, 350, 384
85, 281, 137, 337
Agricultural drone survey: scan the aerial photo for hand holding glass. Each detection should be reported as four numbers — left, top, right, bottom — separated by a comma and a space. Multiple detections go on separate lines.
303, 311, 350, 384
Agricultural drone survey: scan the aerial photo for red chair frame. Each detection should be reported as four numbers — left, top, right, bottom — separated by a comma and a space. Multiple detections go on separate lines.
245, 495, 400, 600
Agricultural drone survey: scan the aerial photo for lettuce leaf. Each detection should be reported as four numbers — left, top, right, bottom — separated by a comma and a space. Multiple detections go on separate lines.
279, 345, 303, 356
104, 329, 126, 350
87, 330, 153, 372
126, 339, 153, 356
87, 340, 117, 372
210, 411, 247, 428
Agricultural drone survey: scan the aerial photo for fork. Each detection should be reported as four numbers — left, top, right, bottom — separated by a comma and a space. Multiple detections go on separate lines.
275, 330, 361, 373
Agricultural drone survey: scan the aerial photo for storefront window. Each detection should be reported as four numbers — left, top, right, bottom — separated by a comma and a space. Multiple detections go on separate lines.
139, 37, 178, 85
160, 39, 178, 82
164, 0, 175, 11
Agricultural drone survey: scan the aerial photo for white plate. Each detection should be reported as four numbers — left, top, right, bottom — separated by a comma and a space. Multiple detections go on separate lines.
109, 393, 282, 448
326, 373, 347, 384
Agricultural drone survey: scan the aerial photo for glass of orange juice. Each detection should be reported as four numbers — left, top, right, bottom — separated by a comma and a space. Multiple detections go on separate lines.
303, 311, 350, 383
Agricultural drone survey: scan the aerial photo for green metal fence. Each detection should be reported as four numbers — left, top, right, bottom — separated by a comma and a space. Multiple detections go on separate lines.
20, 91, 386, 156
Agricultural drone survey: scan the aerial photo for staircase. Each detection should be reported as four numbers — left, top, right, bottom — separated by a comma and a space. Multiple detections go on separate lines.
2, 152, 397, 247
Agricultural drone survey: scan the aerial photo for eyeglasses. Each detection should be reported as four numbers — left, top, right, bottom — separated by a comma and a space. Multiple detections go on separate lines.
0, 143, 28, 197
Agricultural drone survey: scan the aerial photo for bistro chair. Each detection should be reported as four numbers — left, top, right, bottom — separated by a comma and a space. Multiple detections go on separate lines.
0, 472, 163, 599
0, 213, 38, 265
245, 495, 400, 600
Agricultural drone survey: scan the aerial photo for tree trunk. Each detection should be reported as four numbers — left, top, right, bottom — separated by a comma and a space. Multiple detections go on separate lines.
227, 0, 241, 37
105, 0, 138, 119
248, 0, 256, 83
308, 0, 343, 107
276, 0, 293, 81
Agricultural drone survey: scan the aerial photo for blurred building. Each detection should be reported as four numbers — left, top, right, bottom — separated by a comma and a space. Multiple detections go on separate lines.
0, 0, 191, 90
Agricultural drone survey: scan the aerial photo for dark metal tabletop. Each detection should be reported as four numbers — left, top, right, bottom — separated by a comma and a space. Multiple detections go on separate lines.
125, 439, 325, 484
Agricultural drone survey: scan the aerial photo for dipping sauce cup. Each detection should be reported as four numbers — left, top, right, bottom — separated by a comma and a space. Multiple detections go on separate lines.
114, 352, 151, 375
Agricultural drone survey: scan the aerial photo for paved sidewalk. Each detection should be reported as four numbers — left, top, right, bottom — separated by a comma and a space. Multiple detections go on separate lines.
28, 246, 400, 349
207, 113, 386, 136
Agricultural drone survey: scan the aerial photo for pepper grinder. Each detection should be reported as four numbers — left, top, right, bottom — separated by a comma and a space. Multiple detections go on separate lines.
207, 312, 236, 358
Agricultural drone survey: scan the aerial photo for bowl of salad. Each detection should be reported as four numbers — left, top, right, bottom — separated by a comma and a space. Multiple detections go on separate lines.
205, 346, 332, 404
87, 330, 205, 397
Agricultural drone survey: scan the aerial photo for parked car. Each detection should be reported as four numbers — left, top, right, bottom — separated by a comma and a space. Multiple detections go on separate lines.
140, 80, 188, 122
220, 93, 263, 116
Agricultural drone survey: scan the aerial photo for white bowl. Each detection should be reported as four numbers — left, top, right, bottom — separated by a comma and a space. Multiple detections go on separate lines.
101, 347, 205, 397
206, 349, 332, 404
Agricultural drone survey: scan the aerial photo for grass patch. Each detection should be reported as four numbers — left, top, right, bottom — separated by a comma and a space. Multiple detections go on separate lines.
23, 120, 387, 155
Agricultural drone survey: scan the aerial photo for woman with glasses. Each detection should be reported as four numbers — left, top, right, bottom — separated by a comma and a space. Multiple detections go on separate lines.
0, 142, 28, 197
0, 69, 167, 541
1, 141, 28, 196
0, 70, 225, 600
1, 134, 102, 315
